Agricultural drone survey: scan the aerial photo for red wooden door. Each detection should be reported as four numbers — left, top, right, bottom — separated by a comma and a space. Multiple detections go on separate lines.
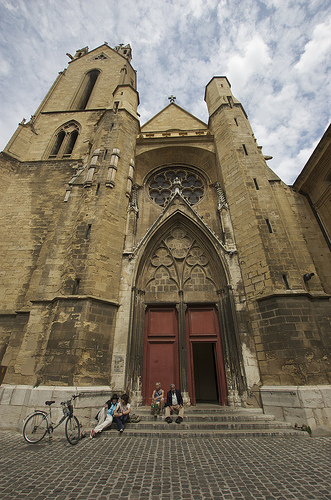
142, 307, 179, 405
186, 306, 227, 405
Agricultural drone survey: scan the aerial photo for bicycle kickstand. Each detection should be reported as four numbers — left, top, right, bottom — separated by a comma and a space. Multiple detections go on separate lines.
48, 426, 53, 441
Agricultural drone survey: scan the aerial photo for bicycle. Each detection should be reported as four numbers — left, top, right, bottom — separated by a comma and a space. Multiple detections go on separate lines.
23, 394, 81, 445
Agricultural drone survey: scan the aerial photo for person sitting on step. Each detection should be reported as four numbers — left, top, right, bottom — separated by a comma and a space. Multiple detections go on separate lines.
114, 394, 131, 433
165, 384, 184, 424
151, 382, 164, 418
90, 394, 119, 438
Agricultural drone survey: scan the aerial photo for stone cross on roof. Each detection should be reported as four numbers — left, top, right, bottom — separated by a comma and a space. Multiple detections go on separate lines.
168, 95, 176, 103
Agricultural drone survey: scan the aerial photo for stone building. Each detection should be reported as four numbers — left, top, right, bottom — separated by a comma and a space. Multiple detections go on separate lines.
0, 44, 330, 430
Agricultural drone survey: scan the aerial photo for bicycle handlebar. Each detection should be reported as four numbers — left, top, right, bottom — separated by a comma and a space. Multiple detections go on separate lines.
60, 394, 80, 405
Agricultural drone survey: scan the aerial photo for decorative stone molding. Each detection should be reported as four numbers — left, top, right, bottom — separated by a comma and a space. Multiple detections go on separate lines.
215, 182, 228, 211
134, 191, 235, 256
64, 162, 87, 201
126, 159, 135, 197
143, 224, 217, 295
84, 149, 101, 187
106, 148, 120, 188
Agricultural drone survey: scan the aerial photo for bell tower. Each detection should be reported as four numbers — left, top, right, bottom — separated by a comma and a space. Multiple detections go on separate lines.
205, 77, 331, 402
0, 44, 139, 388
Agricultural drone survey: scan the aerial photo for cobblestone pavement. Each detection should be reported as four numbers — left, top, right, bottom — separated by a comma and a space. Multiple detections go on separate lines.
0, 431, 330, 500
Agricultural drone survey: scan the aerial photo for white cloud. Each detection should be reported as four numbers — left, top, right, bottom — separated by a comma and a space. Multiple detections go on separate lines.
226, 33, 271, 90
3, 1, 18, 12
295, 19, 331, 73
0, 0, 330, 185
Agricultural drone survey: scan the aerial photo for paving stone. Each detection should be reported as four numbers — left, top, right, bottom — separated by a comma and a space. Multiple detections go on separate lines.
0, 431, 330, 499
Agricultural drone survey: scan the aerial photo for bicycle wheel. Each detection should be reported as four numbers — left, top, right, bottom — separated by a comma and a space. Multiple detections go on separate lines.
65, 415, 80, 445
23, 412, 48, 444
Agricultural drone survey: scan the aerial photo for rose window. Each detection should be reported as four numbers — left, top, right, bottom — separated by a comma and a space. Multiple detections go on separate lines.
148, 167, 204, 207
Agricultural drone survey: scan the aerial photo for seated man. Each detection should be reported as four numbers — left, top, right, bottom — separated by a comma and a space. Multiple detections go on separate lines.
165, 384, 184, 424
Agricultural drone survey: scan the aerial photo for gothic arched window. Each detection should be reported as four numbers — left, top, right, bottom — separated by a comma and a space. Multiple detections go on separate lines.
48, 122, 79, 159
71, 69, 100, 110
49, 129, 66, 157
62, 129, 79, 157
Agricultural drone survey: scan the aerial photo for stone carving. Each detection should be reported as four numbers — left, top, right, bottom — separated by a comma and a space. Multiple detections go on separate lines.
94, 53, 108, 60
215, 182, 228, 210
144, 225, 217, 294
148, 167, 204, 207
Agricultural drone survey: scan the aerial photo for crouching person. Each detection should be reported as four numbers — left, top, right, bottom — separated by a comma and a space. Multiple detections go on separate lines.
114, 394, 131, 433
165, 384, 184, 424
90, 394, 119, 438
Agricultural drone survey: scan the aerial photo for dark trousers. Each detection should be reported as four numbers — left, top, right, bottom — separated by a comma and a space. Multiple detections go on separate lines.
115, 414, 128, 430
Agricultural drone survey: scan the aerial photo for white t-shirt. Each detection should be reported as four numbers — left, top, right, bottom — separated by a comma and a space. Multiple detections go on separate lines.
171, 392, 178, 405
118, 401, 130, 413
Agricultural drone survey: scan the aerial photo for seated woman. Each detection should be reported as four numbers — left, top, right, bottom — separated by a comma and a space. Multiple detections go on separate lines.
151, 382, 164, 418
90, 394, 119, 438
114, 394, 131, 433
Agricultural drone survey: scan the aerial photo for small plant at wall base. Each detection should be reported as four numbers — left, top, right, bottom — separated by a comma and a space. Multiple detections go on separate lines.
294, 423, 312, 434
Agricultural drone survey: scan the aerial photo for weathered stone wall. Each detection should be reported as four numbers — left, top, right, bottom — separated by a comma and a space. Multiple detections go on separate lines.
35, 298, 118, 387
0, 312, 29, 381
294, 193, 331, 295
254, 295, 331, 385
0, 45, 139, 388
0, 385, 114, 431
0, 158, 75, 311
205, 77, 331, 390
261, 385, 331, 430
2, 298, 118, 387
205, 79, 324, 295
293, 124, 331, 267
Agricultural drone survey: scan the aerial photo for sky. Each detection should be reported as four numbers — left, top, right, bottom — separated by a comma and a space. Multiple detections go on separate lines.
0, 0, 330, 185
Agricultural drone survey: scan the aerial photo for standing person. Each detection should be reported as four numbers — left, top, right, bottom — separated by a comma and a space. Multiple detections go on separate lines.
114, 394, 131, 433
165, 384, 184, 424
90, 394, 119, 438
151, 382, 164, 418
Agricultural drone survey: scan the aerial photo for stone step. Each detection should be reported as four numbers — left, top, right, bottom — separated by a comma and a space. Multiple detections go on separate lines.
90, 405, 310, 438
135, 413, 276, 422
121, 421, 294, 430
98, 427, 309, 438
134, 405, 264, 415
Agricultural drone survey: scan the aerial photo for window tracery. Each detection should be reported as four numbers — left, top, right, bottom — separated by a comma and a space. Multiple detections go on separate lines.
147, 167, 204, 207
144, 225, 216, 294
48, 122, 79, 159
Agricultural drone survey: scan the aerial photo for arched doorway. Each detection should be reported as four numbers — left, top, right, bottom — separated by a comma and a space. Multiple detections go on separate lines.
128, 211, 237, 404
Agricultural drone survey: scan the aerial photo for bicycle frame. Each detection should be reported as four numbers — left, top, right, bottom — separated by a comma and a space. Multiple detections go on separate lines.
23, 394, 80, 441
23, 404, 67, 434
47, 406, 67, 435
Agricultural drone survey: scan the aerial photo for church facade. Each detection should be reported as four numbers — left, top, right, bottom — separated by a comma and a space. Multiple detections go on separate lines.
0, 44, 330, 430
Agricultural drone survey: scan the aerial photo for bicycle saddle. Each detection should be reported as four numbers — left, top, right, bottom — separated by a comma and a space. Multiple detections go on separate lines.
45, 400, 55, 406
